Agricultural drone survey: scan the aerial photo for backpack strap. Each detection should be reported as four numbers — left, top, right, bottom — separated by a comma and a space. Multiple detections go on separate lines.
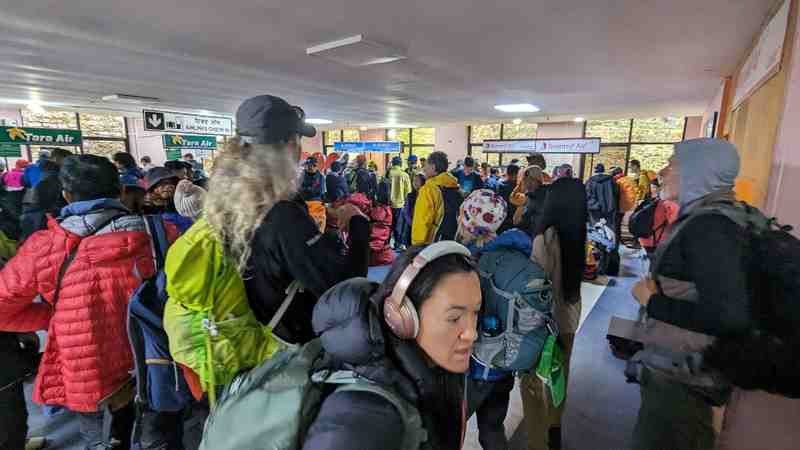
331, 379, 427, 450
267, 280, 303, 330
143, 215, 170, 271
52, 213, 126, 306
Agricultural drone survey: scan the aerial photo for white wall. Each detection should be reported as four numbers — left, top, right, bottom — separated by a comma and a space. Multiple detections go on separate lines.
127, 117, 170, 166
536, 122, 584, 172
434, 124, 468, 167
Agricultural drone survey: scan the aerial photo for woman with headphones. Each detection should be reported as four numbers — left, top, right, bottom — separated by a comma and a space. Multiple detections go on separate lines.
303, 242, 481, 450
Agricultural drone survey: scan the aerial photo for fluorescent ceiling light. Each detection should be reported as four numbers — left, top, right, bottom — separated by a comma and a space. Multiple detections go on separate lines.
512, 118, 522, 125
307, 34, 406, 67
306, 118, 333, 125
574, 117, 586, 122
359, 126, 368, 131
101, 94, 161, 104
494, 103, 540, 113
387, 129, 397, 139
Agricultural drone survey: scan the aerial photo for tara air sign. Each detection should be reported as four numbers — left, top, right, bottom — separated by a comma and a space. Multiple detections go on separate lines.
0, 126, 82, 146
482, 138, 601, 154
143, 109, 233, 136
162, 134, 217, 150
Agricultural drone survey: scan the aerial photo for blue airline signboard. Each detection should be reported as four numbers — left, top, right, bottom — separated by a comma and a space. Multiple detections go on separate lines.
333, 141, 403, 153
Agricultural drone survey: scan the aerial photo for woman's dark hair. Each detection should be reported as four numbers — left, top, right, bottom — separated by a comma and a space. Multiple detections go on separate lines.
506, 164, 520, 177
373, 245, 475, 450
59, 155, 121, 202
526, 152, 547, 170
426, 151, 449, 174
535, 178, 587, 302
112, 152, 137, 169
375, 246, 476, 311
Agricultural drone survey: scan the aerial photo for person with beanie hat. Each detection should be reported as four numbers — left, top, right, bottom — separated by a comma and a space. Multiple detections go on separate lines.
174, 179, 206, 221
3, 160, 28, 192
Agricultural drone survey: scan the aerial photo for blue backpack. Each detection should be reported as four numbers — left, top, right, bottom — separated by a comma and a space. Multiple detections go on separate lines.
127, 216, 192, 413
474, 246, 555, 373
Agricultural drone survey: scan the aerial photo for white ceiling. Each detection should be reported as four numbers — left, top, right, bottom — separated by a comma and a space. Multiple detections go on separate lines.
0, 0, 777, 126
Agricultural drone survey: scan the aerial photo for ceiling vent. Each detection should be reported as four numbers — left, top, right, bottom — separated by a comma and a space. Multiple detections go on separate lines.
306, 35, 406, 67
101, 94, 161, 104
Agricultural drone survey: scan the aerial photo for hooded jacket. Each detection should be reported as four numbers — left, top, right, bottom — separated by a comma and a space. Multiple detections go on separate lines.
341, 193, 395, 267
646, 139, 749, 346
412, 172, 460, 245
0, 199, 155, 412
303, 278, 466, 450
585, 173, 619, 216
325, 171, 349, 204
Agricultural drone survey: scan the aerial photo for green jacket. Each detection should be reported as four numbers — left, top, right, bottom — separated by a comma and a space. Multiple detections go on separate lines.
387, 166, 412, 209
164, 219, 281, 396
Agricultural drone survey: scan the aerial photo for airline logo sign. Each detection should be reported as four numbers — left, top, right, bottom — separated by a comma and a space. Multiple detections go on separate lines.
144, 109, 233, 136
333, 141, 403, 153
482, 138, 600, 154
162, 134, 217, 150
0, 126, 82, 146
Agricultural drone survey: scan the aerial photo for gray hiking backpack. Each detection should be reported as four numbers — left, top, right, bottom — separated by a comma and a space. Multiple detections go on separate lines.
199, 339, 427, 450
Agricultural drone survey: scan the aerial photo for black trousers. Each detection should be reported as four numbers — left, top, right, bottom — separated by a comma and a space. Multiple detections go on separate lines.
0, 381, 27, 450
391, 208, 403, 247
467, 376, 515, 450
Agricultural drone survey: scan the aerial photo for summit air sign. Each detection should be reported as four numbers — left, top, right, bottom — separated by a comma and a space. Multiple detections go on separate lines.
0, 126, 82, 146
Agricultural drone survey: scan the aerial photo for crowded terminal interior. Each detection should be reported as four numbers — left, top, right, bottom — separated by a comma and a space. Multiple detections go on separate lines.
1, 1, 799, 449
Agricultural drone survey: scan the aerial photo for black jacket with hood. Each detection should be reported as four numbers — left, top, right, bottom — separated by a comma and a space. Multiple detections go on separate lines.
585, 173, 619, 216
303, 278, 466, 450
245, 198, 370, 344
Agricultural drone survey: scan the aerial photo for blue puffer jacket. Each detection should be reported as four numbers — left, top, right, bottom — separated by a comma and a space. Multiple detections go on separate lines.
304, 278, 465, 450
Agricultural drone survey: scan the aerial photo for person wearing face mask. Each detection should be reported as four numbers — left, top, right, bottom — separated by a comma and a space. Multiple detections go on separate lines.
628, 139, 757, 450
302, 242, 480, 450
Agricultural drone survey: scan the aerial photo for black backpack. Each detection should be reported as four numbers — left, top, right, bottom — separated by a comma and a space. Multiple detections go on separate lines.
355, 168, 376, 200
628, 197, 663, 239
434, 186, 463, 242
376, 177, 390, 205
696, 202, 800, 398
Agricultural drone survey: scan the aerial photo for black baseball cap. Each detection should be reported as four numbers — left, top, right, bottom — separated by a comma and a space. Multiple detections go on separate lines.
236, 95, 316, 145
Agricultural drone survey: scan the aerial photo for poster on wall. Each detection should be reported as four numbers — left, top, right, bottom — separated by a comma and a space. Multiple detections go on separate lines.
733, 0, 790, 109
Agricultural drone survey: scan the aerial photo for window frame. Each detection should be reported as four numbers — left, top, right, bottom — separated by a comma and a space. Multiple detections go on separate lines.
19, 110, 130, 160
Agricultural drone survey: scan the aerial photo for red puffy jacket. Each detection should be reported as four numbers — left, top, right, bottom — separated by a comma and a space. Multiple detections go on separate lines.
0, 206, 156, 412
337, 193, 395, 267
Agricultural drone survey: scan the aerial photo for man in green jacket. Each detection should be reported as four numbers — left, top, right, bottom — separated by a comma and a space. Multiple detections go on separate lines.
387, 156, 412, 249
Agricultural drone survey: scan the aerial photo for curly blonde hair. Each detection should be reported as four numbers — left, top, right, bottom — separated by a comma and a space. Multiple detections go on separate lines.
204, 138, 298, 273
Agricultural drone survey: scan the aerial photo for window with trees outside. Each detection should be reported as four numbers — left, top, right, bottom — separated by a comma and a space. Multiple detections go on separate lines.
582, 117, 686, 180
468, 122, 538, 168
20, 110, 129, 160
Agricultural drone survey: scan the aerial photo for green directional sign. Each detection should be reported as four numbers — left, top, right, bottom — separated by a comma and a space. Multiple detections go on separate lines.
162, 134, 217, 150
0, 126, 81, 146
165, 149, 182, 161
0, 144, 22, 158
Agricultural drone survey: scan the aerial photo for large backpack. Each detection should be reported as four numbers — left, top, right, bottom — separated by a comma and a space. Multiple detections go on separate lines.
474, 247, 555, 372
628, 197, 662, 239
199, 339, 427, 450
694, 202, 800, 398
434, 186, 463, 242
127, 216, 193, 413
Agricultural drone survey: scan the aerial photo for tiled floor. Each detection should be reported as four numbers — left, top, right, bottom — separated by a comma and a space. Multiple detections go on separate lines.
23, 249, 646, 450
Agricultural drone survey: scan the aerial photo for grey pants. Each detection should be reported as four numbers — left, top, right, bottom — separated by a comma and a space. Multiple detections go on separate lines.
467, 376, 515, 450
631, 368, 716, 450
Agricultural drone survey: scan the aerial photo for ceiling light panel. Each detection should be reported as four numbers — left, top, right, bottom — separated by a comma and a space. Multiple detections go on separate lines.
494, 103, 540, 113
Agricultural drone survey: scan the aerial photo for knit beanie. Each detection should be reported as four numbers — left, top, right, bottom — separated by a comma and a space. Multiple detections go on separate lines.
457, 189, 507, 247
174, 179, 206, 220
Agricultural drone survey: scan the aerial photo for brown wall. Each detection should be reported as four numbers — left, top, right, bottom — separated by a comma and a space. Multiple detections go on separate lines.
725, 0, 797, 208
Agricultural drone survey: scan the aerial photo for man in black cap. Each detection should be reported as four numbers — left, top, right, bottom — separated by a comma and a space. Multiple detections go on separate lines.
204, 94, 369, 344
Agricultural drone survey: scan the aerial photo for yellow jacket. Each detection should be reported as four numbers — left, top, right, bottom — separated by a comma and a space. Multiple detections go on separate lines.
412, 172, 459, 245
635, 170, 657, 202
387, 166, 412, 209
616, 176, 638, 212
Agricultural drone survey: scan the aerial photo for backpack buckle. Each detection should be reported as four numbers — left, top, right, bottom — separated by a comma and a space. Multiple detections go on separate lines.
201, 318, 219, 337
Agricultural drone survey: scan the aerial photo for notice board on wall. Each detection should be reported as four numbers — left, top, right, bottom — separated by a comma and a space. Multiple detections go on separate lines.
733, 0, 791, 109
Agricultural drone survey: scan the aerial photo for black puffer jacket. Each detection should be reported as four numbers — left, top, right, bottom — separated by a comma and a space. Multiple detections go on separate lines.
245, 199, 370, 344
585, 173, 619, 216
304, 278, 465, 450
